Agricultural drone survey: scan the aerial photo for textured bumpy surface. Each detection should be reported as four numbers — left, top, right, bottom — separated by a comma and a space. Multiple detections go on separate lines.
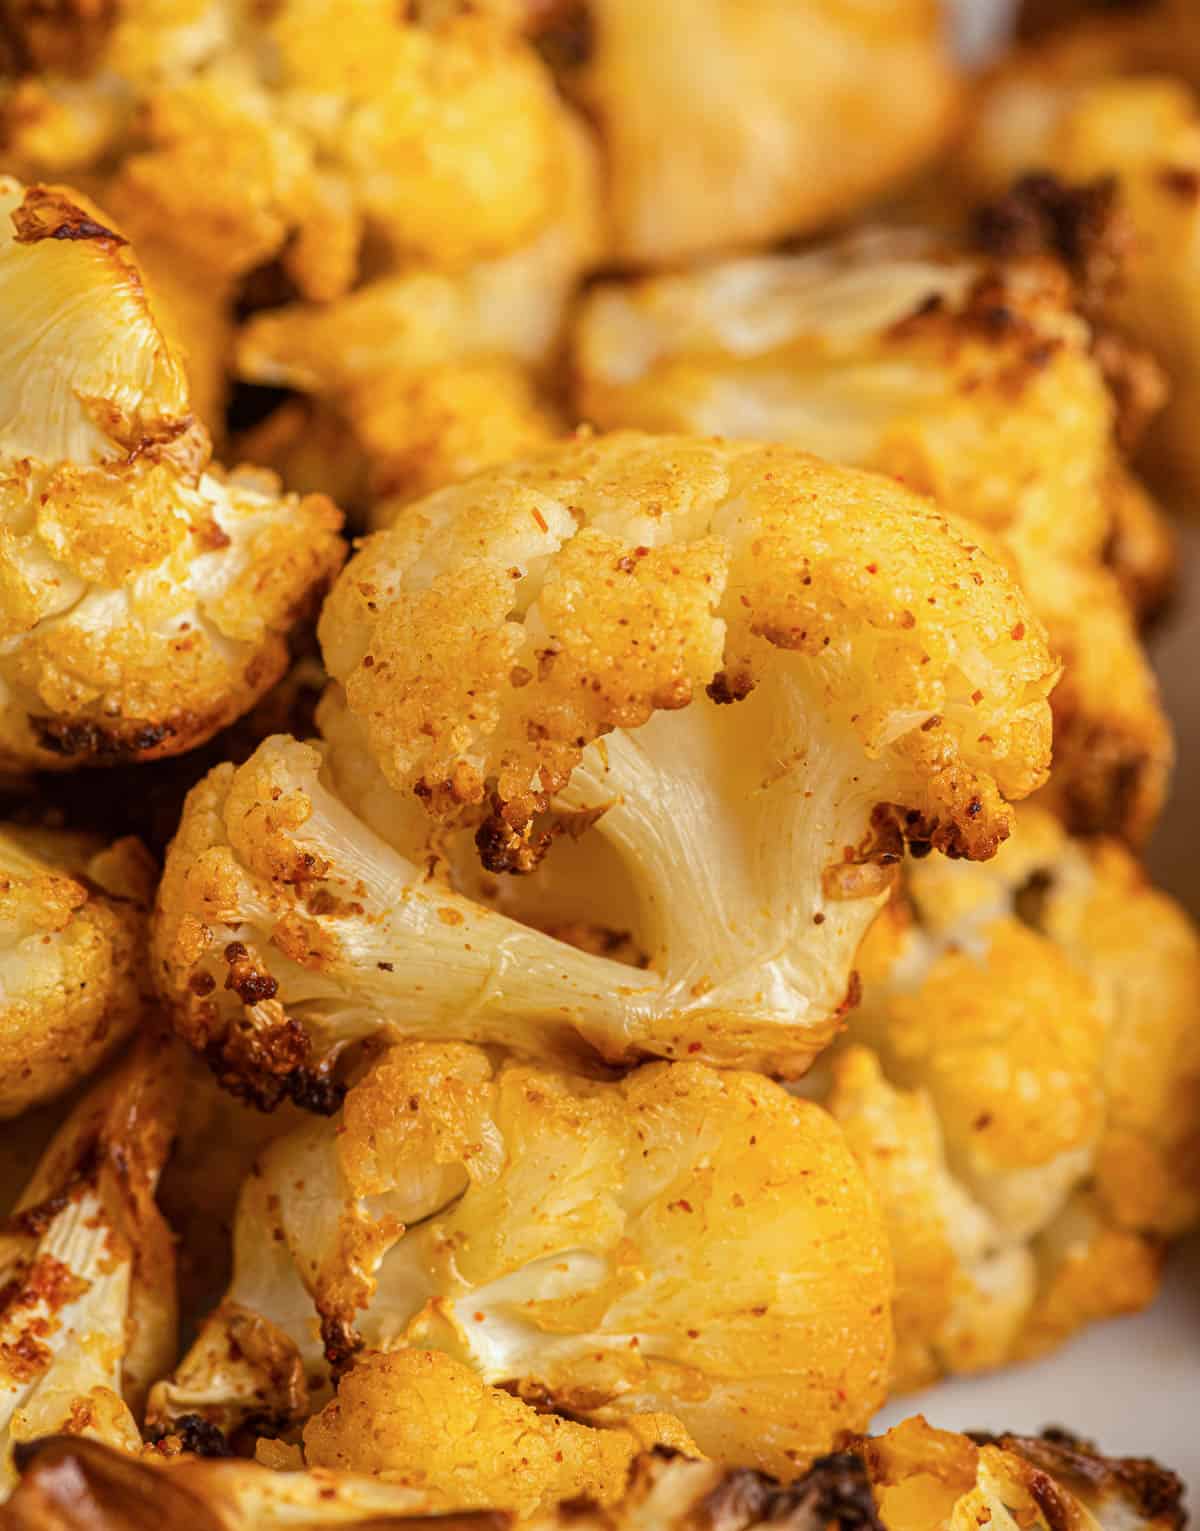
571, 230, 1174, 843
826, 804, 1200, 1389
152, 433, 1056, 1094
150, 1046, 893, 1479
0, 177, 344, 769
0, 1411, 1186, 1531
0, 825, 154, 1117
961, 3, 1200, 497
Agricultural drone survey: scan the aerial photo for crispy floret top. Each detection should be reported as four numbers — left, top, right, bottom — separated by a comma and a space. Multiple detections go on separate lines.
0, 823, 154, 1118
321, 432, 1056, 859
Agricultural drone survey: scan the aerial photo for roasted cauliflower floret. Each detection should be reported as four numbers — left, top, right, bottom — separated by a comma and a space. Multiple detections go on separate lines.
151, 1046, 894, 1478
0, 824, 153, 1118
529, 0, 959, 265
0, 178, 344, 769
571, 233, 1172, 843
960, 11, 1200, 497
0, 1036, 178, 1498
154, 434, 1055, 1089
303, 1350, 699, 1516
4, 1412, 1186, 1531
825, 804, 1200, 1390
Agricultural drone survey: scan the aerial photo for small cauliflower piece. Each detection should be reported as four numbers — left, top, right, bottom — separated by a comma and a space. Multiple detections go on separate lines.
303, 1350, 698, 1516
960, 10, 1200, 497
155, 433, 1054, 1088
571, 232, 1172, 843
0, 178, 344, 769
0, 1036, 179, 1498
825, 804, 1200, 1389
151, 1046, 894, 1479
4, 1415, 1186, 1531
529, 0, 959, 265
0, 824, 154, 1118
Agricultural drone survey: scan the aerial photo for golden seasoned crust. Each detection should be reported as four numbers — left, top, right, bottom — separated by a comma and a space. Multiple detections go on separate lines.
960, 11, 1200, 495
2, 1410, 1187, 1531
153, 1046, 893, 1479
571, 232, 1173, 844
0, 1036, 179, 1497
0, 824, 154, 1118
304, 1351, 698, 1516
826, 804, 1200, 1390
531, 0, 960, 265
0, 177, 345, 769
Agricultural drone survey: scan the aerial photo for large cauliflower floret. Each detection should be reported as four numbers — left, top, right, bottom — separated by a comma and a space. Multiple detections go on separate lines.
0, 178, 344, 769
0, 1036, 178, 1499
3, 1413, 1186, 1531
571, 233, 1173, 844
527, 0, 959, 265
960, 10, 1200, 497
150, 1046, 893, 1478
0, 824, 154, 1118
154, 434, 1055, 1090
825, 804, 1200, 1391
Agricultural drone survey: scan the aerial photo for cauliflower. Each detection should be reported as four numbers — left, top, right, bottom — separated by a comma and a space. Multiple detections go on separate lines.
3, 1415, 1186, 1531
0, 178, 344, 770
527, 0, 959, 265
150, 1046, 894, 1478
0, 1036, 178, 1498
959, 8, 1200, 496
153, 434, 1055, 1090
0, 824, 154, 1118
303, 1350, 698, 1515
824, 804, 1200, 1390
571, 232, 1172, 844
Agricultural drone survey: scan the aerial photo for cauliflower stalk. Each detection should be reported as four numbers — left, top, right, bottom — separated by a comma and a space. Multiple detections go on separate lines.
571, 231, 1172, 843
154, 435, 1055, 1093
150, 1045, 894, 1479
0, 177, 344, 769
825, 805, 1200, 1389
0, 824, 155, 1118
0, 1037, 179, 1497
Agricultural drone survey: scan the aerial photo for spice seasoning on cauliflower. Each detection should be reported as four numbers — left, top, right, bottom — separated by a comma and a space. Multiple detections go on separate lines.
826, 805, 1200, 1390
153, 434, 1056, 1093
150, 1046, 893, 1479
5, 1406, 1186, 1531
0, 178, 344, 770
0, 1036, 179, 1498
0, 824, 154, 1118
959, 4, 1200, 498
571, 232, 1173, 843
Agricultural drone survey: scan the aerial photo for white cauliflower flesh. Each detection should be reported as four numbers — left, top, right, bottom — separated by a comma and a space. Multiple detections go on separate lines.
571, 232, 1172, 844
0, 176, 344, 769
3, 1413, 1186, 1531
825, 804, 1200, 1390
154, 434, 1055, 1093
0, 824, 154, 1118
0, 1037, 178, 1499
150, 1045, 894, 1479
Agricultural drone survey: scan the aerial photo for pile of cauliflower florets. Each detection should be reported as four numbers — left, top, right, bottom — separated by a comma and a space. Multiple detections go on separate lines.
0, 1, 1196, 1526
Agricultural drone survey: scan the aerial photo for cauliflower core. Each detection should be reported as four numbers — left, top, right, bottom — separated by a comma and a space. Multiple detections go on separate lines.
0, 178, 344, 769
154, 434, 1055, 1090
571, 233, 1172, 843
151, 1046, 893, 1479
0, 1037, 178, 1498
960, 8, 1200, 497
825, 805, 1200, 1390
0, 824, 154, 1118
5, 1408, 1186, 1531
